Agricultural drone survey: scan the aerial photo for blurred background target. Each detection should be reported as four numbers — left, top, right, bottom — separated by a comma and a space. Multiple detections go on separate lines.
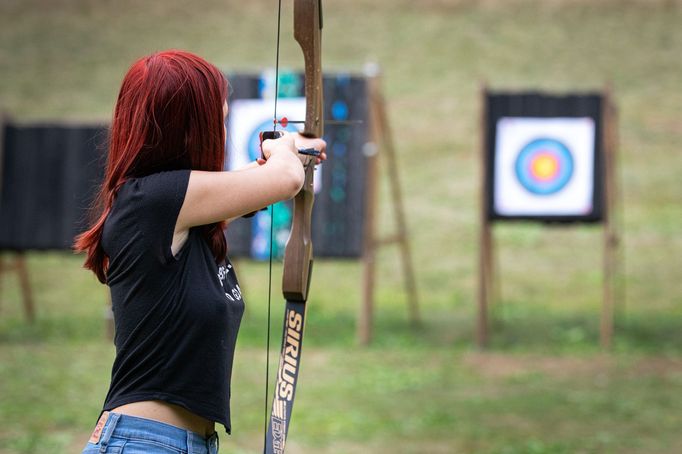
484, 92, 605, 222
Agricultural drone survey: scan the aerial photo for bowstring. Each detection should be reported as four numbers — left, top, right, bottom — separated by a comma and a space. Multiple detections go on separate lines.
263, 0, 283, 446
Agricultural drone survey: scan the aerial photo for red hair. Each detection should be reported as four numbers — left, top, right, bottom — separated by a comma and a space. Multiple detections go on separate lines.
74, 50, 229, 283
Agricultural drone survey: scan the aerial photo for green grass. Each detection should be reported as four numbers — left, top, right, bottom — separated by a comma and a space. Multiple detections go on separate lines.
1, 0, 682, 452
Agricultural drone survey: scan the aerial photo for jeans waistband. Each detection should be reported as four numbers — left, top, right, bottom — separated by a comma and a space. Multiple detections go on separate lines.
98, 412, 218, 453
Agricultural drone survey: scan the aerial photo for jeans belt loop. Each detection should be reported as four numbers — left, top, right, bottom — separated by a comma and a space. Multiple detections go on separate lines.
99, 412, 121, 453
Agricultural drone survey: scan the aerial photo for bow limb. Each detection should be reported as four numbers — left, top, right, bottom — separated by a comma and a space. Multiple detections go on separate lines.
294, 0, 323, 139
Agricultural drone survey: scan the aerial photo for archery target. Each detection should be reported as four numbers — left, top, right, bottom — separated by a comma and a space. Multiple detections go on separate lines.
494, 117, 595, 217
227, 98, 304, 167
226, 97, 324, 259
515, 138, 574, 195
227, 97, 322, 193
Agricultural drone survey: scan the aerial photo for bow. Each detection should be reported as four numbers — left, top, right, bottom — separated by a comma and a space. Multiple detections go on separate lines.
264, 1, 323, 453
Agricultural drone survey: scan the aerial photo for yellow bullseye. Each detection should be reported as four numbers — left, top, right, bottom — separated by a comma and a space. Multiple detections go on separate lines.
531, 153, 559, 181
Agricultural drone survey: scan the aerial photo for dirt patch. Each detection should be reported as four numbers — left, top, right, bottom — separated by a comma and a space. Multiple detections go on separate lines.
350, 0, 682, 13
632, 357, 682, 377
461, 352, 682, 380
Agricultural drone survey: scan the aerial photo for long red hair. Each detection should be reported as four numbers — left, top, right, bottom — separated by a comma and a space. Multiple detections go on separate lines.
74, 50, 229, 283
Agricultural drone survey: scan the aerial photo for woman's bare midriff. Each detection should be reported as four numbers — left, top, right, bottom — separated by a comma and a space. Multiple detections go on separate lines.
111, 401, 215, 438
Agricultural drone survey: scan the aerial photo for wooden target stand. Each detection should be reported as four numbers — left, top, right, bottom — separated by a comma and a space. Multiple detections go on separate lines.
0, 112, 36, 323
476, 84, 621, 350
358, 67, 420, 345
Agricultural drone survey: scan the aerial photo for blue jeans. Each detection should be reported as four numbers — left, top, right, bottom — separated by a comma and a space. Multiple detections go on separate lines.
81, 412, 219, 454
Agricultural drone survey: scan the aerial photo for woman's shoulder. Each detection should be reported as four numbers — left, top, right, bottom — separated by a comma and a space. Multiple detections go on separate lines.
117, 169, 191, 204
104, 169, 194, 261
129, 169, 191, 192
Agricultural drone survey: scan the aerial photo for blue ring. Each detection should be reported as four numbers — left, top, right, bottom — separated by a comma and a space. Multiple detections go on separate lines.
514, 138, 574, 195
247, 119, 299, 161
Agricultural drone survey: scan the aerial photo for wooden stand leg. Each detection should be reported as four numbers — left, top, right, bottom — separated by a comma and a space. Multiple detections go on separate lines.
478, 221, 492, 348
0, 253, 36, 322
374, 84, 420, 327
398, 234, 420, 327
360, 68, 421, 345
15, 253, 35, 323
602, 231, 616, 350
360, 240, 376, 346
0, 255, 4, 313
0, 115, 5, 315
359, 74, 381, 346
613, 106, 625, 324
359, 136, 379, 345
477, 84, 492, 349
600, 90, 618, 350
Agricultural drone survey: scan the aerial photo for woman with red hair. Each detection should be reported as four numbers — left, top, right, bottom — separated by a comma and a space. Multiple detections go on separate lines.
76, 50, 325, 454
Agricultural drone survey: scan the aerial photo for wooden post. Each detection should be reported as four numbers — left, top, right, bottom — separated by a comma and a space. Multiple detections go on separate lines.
0, 111, 4, 315
16, 253, 35, 322
0, 109, 5, 199
0, 112, 5, 316
477, 83, 492, 348
0, 254, 35, 323
612, 103, 625, 322
360, 74, 380, 345
371, 71, 420, 327
0, 114, 35, 322
600, 87, 619, 350
359, 65, 420, 345
0, 256, 3, 313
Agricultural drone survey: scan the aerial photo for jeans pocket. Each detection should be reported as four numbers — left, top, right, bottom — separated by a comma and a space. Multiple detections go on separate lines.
118, 438, 182, 453
81, 440, 126, 454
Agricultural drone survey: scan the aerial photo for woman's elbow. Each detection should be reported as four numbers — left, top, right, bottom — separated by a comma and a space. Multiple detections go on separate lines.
285, 164, 305, 198
267, 157, 305, 200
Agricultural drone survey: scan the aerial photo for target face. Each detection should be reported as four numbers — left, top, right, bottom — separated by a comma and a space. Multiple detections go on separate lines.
226, 97, 322, 259
493, 117, 595, 217
226, 98, 305, 169
515, 138, 574, 195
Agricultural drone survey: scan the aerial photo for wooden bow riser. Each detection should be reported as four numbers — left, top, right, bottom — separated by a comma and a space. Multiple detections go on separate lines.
281, 162, 315, 302
282, 0, 322, 304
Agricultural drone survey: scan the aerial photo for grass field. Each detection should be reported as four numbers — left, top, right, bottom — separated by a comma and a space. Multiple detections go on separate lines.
1, 1, 681, 453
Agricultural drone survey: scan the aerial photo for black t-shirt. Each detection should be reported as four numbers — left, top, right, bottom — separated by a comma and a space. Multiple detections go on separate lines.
100, 170, 244, 434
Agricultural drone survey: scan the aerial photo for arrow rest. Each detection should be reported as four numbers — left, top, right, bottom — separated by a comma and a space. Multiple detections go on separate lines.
259, 130, 321, 158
